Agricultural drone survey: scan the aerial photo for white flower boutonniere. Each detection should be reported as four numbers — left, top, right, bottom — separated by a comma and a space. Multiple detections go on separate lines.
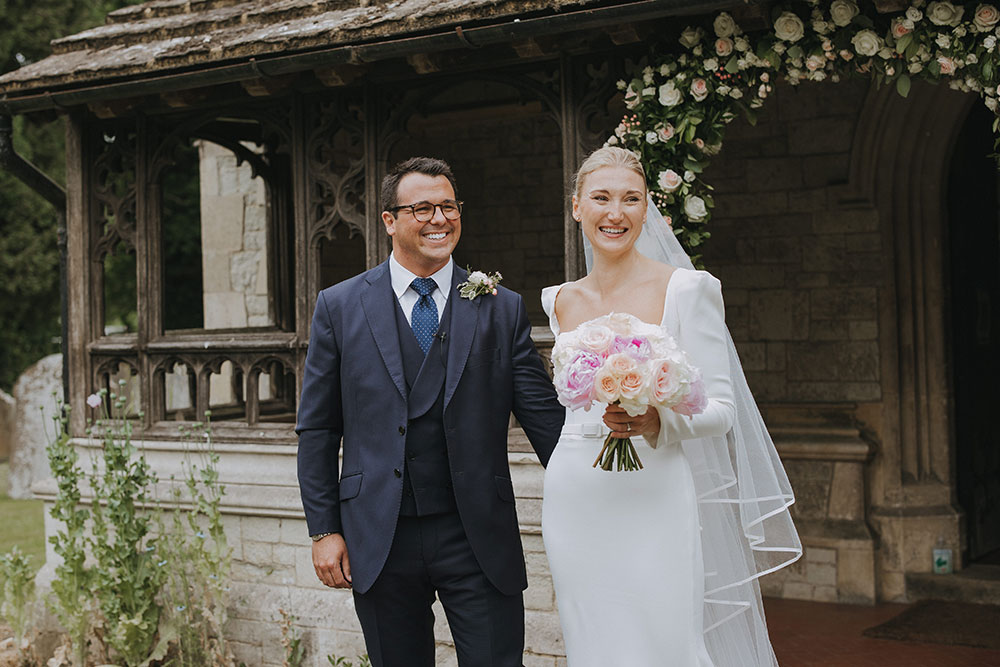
458, 269, 503, 300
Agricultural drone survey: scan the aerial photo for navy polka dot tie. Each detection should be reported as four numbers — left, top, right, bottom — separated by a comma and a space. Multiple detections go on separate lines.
410, 277, 439, 355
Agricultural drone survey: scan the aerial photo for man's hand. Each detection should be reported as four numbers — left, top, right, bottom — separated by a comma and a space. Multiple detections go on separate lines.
603, 403, 660, 441
313, 533, 352, 589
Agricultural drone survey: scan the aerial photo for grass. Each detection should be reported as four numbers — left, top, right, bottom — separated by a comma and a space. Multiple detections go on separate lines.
0, 461, 46, 574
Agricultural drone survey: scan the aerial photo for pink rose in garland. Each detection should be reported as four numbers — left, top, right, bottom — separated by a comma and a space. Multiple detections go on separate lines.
550, 313, 705, 471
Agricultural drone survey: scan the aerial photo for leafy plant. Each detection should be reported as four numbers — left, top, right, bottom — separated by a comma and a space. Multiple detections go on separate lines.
279, 608, 306, 667
44, 402, 93, 667
327, 654, 371, 666
0, 545, 37, 662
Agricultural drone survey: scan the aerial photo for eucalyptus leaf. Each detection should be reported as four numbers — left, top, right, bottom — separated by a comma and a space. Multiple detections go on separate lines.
896, 74, 911, 98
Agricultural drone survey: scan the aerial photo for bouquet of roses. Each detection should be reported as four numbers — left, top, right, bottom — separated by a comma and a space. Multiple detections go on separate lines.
551, 312, 707, 471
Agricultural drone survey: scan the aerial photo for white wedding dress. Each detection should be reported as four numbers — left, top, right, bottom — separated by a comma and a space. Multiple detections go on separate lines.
541, 268, 735, 667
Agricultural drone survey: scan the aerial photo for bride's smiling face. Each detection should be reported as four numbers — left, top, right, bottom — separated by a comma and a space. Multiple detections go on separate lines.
574, 166, 647, 258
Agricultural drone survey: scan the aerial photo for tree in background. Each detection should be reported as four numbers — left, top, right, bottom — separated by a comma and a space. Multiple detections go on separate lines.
0, 0, 145, 391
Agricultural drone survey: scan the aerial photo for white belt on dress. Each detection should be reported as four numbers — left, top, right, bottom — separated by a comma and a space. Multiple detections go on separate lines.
560, 423, 611, 438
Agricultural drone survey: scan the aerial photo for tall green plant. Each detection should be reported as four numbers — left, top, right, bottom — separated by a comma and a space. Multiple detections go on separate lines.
45, 403, 93, 667
159, 415, 236, 667
86, 384, 165, 666
0, 545, 37, 662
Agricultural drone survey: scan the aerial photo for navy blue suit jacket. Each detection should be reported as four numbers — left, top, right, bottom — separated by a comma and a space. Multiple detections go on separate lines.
296, 261, 564, 595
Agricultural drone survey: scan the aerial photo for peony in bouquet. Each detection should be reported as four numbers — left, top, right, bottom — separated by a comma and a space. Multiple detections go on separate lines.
551, 312, 706, 471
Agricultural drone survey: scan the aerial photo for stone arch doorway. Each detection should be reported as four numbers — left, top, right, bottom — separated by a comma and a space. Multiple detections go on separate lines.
947, 101, 1000, 564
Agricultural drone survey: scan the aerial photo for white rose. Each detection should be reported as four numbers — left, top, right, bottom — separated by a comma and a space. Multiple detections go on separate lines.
605, 135, 618, 146
774, 11, 806, 42
735, 36, 750, 51
715, 37, 734, 57
830, 0, 860, 26
852, 29, 882, 56
729, 87, 744, 99
840, 48, 854, 61
954, 24, 968, 36
987, 97, 999, 111
679, 26, 705, 49
684, 170, 696, 182
928, 1, 964, 26
693, 44, 703, 56
772, 41, 787, 54
716, 84, 732, 96
657, 169, 683, 192
468, 271, 488, 283
812, 19, 832, 34
703, 58, 719, 71
975, 5, 999, 31
624, 86, 640, 109
811, 70, 828, 81
968, 52, 980, 63
806, 54, 826, 71
642, 86, 655, 98
986, 34, 998, 49
658, 81, 682, 107
656, 123, 675, 142
885, 65, 895, 76
642, 67, 654, 85
936, 33, 952, 48
684, 196, 708, 222
659, 63, 671, 76
714, 11, 738, 37
907, 7, 924, 21
645, 131, 658, 144
937, 55, 957, 74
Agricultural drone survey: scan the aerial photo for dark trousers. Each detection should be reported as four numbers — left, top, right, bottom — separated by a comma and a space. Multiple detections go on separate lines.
353, 512, 525, 667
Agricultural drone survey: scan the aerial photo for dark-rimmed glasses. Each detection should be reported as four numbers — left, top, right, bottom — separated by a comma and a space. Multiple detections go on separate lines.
390, 200, 463, 222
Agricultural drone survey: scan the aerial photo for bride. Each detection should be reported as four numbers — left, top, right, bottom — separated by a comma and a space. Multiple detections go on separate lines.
541, 146, 801, 666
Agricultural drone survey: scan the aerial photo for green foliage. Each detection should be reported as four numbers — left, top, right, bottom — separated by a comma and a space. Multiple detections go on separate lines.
45, 402, 93, 667
87, 385, 165, 666
0, 0, 145, 390
159, 415, 237, 667
0, 545, 37, 657
279, 609, 306, 667
327, 655, 371, 667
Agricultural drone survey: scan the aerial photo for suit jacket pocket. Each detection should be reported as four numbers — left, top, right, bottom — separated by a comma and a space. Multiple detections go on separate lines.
467, 348, 501, 369
339, 472, 363, 501
494, 475, 515, 503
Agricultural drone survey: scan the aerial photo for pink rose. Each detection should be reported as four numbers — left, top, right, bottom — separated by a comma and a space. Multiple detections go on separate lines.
938, 55, 957, 75
975, 3, 1000, 30
839, 49, 854, 61
617, 336, 653, 361
556, 351, 601, 410
657, 169, 683, 193
673, 377, 708, 417
690, 78, 709, 101
651, 360, 682, 405
891, 18, 912, 38
805, 54, 825, 71
715, 37, 734, 57
578, 324, 615, 355
594, 366, 622, 403
657, 123, 675, 142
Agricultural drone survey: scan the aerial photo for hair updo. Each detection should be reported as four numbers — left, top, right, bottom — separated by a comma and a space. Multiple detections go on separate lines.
573, 146, 647, 200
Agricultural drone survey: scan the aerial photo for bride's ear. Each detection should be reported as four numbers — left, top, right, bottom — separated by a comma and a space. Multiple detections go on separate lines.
571, 194, 581, 222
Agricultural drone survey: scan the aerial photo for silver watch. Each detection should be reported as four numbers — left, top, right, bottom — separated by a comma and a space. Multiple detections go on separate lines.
310, 532, 334, 542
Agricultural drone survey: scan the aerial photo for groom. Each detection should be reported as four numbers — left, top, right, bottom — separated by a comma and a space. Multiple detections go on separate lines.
297, 157, 564, 666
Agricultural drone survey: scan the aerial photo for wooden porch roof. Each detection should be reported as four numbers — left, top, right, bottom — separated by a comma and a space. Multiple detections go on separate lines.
0, 0, 735, 111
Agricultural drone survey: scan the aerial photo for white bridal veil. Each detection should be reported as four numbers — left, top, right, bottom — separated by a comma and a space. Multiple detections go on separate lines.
584, 197, 803, 666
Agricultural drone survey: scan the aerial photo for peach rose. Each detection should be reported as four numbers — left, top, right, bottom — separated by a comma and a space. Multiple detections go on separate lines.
594, 366, 622, 403
938, 55, 957, 75
715, 37, 734, 57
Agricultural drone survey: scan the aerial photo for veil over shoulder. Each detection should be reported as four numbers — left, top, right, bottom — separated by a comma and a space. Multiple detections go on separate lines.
582, 198, 803, 666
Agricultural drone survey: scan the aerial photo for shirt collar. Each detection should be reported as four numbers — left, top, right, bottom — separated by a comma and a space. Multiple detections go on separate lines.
388, 253, 453, 299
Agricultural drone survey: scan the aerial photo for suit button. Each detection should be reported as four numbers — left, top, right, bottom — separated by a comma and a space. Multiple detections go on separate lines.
408, 454, 416, 461
398, 426, 406, 435
394, 468, 401, 478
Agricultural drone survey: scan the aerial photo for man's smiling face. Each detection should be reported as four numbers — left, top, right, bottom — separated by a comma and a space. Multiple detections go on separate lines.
382, 172, 462, 277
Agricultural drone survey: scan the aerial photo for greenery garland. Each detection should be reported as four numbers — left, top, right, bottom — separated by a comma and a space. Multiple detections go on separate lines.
613, 0, 1000, 256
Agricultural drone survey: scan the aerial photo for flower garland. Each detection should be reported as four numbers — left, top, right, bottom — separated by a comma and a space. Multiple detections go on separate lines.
613, 0, 1000, 257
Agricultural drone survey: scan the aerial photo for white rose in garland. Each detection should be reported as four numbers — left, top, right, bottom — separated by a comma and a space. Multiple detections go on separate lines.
679, 26, 705, 49
715, 37, 734, 57
659, 81, 683, 107
927, 1, 964, 26
829, 0, 860, 27
774, 11, 806, 41
684, 196, 709, 222
713, 12, 738, 38
691, 78, 710, 101
658, 169, 683, 193
851, 29, 882, 56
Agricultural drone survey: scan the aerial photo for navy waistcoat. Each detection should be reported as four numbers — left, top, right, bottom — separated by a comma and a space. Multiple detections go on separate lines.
394, 296, 456, 516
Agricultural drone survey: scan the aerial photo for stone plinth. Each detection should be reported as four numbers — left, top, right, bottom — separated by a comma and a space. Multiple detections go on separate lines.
8, 354, 61, 499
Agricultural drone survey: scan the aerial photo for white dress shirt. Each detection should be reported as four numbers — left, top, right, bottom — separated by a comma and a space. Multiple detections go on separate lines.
388, 253, 453, 325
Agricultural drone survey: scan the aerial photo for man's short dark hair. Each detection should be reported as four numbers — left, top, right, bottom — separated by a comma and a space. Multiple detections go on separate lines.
381, 157, 458, 213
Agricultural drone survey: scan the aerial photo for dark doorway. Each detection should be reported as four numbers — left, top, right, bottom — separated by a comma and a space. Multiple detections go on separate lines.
948, 101, 1000, 564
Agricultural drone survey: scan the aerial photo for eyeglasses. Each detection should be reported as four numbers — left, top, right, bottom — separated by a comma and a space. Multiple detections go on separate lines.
390, 200, 463, 222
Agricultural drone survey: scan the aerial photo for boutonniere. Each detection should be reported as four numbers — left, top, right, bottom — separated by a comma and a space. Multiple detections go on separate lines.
458, 268, 503, 300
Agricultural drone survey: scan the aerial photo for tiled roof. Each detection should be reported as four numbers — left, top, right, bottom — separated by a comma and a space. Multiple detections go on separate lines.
0, 0, 650, 93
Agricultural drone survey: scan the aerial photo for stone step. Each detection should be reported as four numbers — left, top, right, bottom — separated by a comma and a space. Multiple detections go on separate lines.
906, 564, 1000, 605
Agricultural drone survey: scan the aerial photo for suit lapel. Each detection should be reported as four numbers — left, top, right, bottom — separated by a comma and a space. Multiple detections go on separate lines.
360, 261, 407, 402
444, 266, 480, 410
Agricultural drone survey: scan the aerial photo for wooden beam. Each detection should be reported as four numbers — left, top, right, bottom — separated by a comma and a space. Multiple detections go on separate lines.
87, 98, 141, 118
160, 88, 212, 108
240, 73, 298, 97
313, 63, 366, 87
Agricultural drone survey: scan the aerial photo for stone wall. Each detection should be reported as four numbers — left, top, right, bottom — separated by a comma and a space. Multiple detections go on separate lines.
8, 354, 61, 499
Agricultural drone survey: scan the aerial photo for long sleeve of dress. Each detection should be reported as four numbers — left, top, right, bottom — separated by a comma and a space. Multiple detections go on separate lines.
651, 271, 735, 448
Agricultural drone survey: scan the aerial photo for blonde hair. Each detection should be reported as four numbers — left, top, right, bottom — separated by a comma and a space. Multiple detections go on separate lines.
573, 146, 647, 200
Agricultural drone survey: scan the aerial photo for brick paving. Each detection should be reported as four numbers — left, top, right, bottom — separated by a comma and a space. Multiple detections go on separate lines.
765, 598, 1000, 666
